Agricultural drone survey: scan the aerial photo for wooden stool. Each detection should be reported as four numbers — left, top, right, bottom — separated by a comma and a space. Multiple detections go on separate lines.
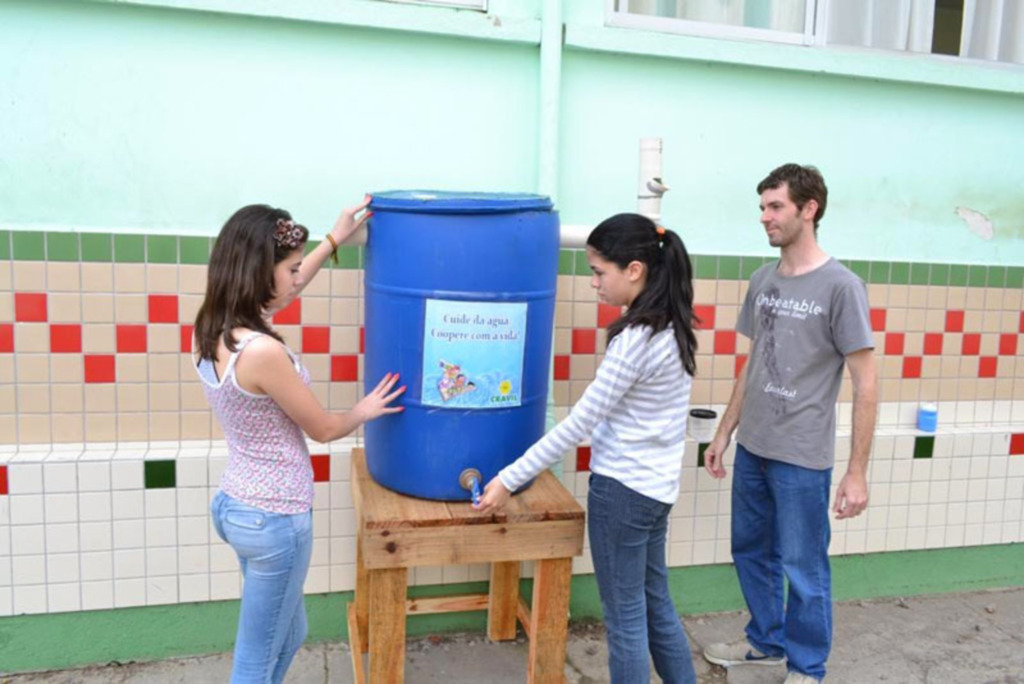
347, 448, 585, 683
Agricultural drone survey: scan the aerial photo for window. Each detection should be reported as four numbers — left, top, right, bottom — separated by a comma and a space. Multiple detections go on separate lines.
386, 0, 488, 9
609, 0, 1024, 66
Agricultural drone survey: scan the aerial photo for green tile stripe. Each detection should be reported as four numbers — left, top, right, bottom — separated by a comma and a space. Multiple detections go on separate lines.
0, 233, 1020, 292
913, 435, 935, 459
144, 459, 176, 489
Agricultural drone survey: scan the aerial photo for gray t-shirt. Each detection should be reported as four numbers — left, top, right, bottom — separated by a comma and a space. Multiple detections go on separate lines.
736, 258, 874, 470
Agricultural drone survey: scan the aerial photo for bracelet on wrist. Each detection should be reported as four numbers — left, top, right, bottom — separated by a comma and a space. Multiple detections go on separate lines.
325, 233, 339, 265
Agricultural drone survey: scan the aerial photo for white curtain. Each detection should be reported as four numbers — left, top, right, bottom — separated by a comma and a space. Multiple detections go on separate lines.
961, 0, 1024, 64
826, 0, 936, 52
626, 0, 806, 32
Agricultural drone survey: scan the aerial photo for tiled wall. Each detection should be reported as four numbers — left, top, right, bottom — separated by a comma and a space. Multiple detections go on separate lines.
1, 229, 1023, 616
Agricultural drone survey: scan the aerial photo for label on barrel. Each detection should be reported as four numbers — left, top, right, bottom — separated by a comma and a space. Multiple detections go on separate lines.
421, 299, 527, 409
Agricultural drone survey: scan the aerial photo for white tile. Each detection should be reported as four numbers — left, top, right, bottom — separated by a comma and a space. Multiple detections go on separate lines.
210, 544, 237, 572
945, 525, 965, 547
45, 522, 79, 554
947, 502, 967, 526
908, 504, 928, 528
987, 478, 1007, 501
43, 463, 77, 493
175, 459, 207, 488
983, 522, 1002, 545
910, 482, 930, 506
972, 433, 993, 457
694, 491, 718, 517
11, 525, 45, 556
884, 528, 907, 551
928, 482, 950, 506
890, 483, 910, 505
146, 547, 178, 576
177, 546, 209, 575
81, 551, 113, 581
930, 459, 951, 481
669, 517, 695, 543
208, 457, 227, 484
330, 537, 355, 566
12, 555, 45, 584
113, 549, 146, 579
0, 498, 8, 526
870, 460, 892, 484
985, 500, 1003, 523
1001, 520, 1020, 544
905, 527, 927, 550
330, 509, 356, 537
964, 523, 985, 545
111, 461, 143, 490
13, 584, 48, 614
44, 493, 79, 524
865, 529, 887, 553
413, 566, 442, 586
112, 489, 144, 520
967, 480, 987, 502
9, 495, 44, 525
0, 587, 11, 616
81, 580, 114, 610
311, 538, 329, 567
668, 542, 692, 566
8, 464, 43, 494
144, 490, 177, 518
113, 520, 145, 549
442, 564, 469, 584
888, 506, 909, 529
965, 501, 985, 525
176, 487, 209, 517
77, 462, 111, 492
925, 526, 946, 549
210, 572, 241, 601
305, 566, 329, 594
329, 482, 352, 510
313, 483, 330, 510
178, 574, 210, 603
933, 435, 954, 459
692, 540, 716, 565
78, 492, 112, 523
114, 578, 146, 607
989, 456, 1009, 480
692, 516, 717, 542
891, 461, 912, 483
79, 522, 113, 551
145, 518, 177, 546
969, 457, 989, 480
178, 516, 209, 546
47, 554, 80, 583
0, 557, 10, 586
330, 563, 355, 592
312, 510, 329, 539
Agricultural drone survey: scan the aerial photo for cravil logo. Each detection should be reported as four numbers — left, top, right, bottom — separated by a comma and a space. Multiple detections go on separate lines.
490, 394, 519, 404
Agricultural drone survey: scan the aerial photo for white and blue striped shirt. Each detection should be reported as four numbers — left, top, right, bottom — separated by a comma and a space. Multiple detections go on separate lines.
499, 324, 691, 504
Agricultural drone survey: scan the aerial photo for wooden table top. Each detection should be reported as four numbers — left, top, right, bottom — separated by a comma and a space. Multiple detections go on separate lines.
351, 448, 585, 530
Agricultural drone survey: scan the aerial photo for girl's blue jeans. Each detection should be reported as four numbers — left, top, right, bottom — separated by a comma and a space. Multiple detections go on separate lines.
731, 443, 833, 680
211, 490, 313, 684
587, 473, 697, 684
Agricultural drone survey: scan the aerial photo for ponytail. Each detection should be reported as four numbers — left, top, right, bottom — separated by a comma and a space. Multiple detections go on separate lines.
587, 213, 698, 376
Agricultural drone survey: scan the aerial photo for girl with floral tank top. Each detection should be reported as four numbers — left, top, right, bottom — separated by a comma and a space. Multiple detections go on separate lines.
193, 198, 404, 684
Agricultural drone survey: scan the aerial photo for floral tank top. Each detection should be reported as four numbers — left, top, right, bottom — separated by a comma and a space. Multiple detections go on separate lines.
196, 332, 313, 514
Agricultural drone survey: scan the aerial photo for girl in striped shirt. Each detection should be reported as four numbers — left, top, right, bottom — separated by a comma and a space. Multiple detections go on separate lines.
475, 213, 699, 683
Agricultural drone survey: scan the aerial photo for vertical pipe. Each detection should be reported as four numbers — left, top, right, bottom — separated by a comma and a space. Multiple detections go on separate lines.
637, 137, 667, 221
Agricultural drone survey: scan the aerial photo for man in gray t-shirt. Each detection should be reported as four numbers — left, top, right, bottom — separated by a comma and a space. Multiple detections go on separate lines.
702, 165, 878, 684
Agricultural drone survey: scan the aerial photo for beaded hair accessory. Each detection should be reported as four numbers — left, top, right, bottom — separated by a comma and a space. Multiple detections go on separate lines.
274, 218, 305, 250
655, 224, 666, 247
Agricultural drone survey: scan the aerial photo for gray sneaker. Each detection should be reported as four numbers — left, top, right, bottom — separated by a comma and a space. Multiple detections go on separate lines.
784, 672, 821, 683
703, 638, 785, 667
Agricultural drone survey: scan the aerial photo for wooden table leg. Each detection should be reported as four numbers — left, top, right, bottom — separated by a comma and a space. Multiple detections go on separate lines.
488, 561, 520, 641
354, 537, 370, 652
527, 558, 573, 684
369, 567, 408, 683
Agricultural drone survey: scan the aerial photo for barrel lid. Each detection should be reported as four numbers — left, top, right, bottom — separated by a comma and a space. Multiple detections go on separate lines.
370, 190, 553, 214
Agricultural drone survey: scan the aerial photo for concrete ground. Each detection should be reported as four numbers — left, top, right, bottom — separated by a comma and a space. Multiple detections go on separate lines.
3, 587, 1022, 683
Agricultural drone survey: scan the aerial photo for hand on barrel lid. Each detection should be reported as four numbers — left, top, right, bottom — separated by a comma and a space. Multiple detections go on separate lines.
329, 194, 373, 247
473, 476, 511, 515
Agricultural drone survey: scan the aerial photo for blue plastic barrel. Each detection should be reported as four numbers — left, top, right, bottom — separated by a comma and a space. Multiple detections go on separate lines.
364, 191, 559, 500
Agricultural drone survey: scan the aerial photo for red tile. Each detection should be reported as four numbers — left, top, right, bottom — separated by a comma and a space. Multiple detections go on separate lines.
331, 355, 358, 382
1010, 433, 1024, 456
180, 324, 194, 354
311, 454, 330, 482
978, 356, 998, 378
999, 334, 1018, 356
961, 333, 981, 356
576, 445, 591, 472
923, 333, 943, 356
273, 299, 301, 325
870, 308, 886, 332
553, 355, 570, 381
572, 328, 596, 354
902, 356, 922, 379
735, 354, 747, 378
302, 326, 330, 354
884, 332, 905, 356
50, 324, 82, 353
694, 305, 716, 330
945, 310, 964, 333
84, 355, 116, 383
148, 295, 179, 324
359, 326, 365, 354
1020, 311, 1024, 334
597, 303, 622, 327
714, 330, 736, 355
0, 323, 14, 353
0, 465, 7, 495
15, 293, 47, 322
116, 325, 148, 353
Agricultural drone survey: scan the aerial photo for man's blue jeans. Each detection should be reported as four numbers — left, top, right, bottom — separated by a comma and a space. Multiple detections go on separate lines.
211, 491, 314, 684
588, 473, 697, 684
732, 444, 833, 680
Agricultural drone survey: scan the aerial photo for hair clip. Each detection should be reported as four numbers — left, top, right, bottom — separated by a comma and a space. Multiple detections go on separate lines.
274, 218, 304, 251
655, 225, 666, 236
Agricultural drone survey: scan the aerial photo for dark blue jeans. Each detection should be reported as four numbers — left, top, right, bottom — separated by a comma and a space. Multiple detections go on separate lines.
731, 444, 833, 680
588, 473, 697, 683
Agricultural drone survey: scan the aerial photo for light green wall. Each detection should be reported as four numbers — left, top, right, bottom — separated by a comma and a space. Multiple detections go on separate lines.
1, 0, 1022, 260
